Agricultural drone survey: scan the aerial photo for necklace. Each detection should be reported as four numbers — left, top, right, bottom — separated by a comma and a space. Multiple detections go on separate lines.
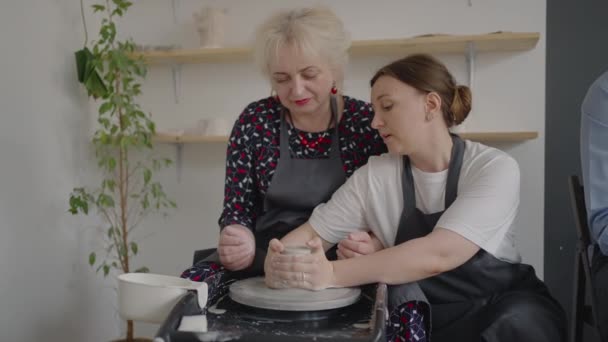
298, 131, 330, 149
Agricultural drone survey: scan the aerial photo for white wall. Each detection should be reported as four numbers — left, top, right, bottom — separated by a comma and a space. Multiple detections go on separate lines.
0, 0, 546, 340
0, 1, 123, 341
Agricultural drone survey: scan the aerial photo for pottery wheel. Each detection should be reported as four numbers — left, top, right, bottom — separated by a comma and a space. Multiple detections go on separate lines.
228, 277, 361, 311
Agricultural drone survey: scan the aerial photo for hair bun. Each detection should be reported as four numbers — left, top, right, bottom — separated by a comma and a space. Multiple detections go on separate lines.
450, 85, 472, 125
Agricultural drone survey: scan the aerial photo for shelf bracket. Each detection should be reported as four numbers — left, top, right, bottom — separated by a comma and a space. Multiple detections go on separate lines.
466, 41, 476, 90
453, 41, 476, 133
171, 64, 181, 104
171, 0, 179, 24
175, 143, 183, 183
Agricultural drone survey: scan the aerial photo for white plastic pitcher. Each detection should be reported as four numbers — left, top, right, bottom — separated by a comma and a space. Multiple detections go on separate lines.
118, 273, 208, 324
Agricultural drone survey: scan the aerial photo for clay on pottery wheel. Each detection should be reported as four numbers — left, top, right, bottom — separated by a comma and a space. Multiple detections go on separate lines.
229, 277, 361, 311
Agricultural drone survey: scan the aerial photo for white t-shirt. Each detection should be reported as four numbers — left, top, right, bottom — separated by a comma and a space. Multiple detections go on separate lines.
309, 140, 522, 263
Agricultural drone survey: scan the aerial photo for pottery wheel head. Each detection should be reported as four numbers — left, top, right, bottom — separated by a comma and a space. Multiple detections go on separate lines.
228, 277, 361, 311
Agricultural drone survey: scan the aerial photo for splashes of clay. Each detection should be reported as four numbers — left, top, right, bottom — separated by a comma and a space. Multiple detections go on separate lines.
207, 305, 226, 315
353, 322, 371, 329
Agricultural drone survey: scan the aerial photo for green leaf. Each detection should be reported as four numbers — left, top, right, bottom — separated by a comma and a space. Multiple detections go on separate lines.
111, 50, 128, 71
99, 102, 113, 115
103, 264, 110, 277
146, 120, 155, 132
98, 117, 110, 128
112, 8, 123, 17
132, 84, 141, 95
107, 227, 114, 239
118, 244, 127, 257
97, 193, 115, 208
99, 132, 110, 144
75, 48, 108, 99
143, 168, 151, 185
89, 252, 96, 266
68, 193, 89, 215
75, 48, 91, 83
151, 183, 161, 198
122, 116, 132, 129
92, 4, 105, 12
134, 267, 149, 273
105, 179, 115, 192
108, 157, 116, 171
68, 196, 78, 214
130, 242, 138, 255
142, 194, 149, 210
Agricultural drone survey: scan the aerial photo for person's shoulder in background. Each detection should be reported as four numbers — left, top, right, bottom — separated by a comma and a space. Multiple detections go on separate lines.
582, 70, 608, 123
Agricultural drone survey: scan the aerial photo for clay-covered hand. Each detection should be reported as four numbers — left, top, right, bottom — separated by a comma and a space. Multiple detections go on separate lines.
217, 224, 255, 271
264, 238, 285, 288
267, 237, 335, 291
337, 231, 384, 260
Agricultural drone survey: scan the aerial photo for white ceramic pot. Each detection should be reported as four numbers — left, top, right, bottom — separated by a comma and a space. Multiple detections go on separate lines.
204, 118, 232, 136
117, 273, 208, 324
281, 246, 312, 256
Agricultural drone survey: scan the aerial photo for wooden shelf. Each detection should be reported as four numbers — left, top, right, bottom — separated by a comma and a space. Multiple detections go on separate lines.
136, 32, 539, 65
459, 131, 538, 142
154, 131, 538, 144
154, 132, 229, 143
350, 32, 539, 56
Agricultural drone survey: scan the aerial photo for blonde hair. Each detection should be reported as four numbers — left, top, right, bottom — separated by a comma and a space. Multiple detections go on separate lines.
253, 6, 351, 88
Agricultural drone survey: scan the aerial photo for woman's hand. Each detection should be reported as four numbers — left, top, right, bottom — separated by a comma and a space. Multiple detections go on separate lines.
218, 225, 256, 271
337, 231, 384, 260
264, 238, 285, 288
265, 237, 335, 291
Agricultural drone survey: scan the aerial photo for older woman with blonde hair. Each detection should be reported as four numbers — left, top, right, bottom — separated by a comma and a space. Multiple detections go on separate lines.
181, 6, 425, 341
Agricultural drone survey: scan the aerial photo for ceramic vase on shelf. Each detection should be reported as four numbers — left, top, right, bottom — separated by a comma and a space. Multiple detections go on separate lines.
193, 7, 227, 48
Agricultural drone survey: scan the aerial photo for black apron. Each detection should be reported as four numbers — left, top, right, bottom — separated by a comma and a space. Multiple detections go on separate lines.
389, 135, 566, 342
209, 96, 346, 276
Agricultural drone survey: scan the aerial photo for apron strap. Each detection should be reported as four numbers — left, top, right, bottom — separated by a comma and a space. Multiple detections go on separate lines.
279, 110, 290, 158
401, 157, 417, 215
394, 134, 466, 244
328, 94, 341, 158
445, 134, 465, 208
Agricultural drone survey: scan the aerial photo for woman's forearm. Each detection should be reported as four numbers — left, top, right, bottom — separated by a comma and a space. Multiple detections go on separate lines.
332, 237, 441, 286
281, 222, 334, 251
331, 228, 479, 287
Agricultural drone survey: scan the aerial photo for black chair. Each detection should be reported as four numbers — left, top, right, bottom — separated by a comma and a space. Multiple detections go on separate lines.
568, 175, 605, 342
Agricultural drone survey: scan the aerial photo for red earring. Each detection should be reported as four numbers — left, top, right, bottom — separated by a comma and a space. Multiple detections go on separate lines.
271, 90, 279, 102
331, 85, 337, 94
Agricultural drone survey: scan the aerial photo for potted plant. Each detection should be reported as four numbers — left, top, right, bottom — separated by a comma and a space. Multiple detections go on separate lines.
69, 1, 176, 341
